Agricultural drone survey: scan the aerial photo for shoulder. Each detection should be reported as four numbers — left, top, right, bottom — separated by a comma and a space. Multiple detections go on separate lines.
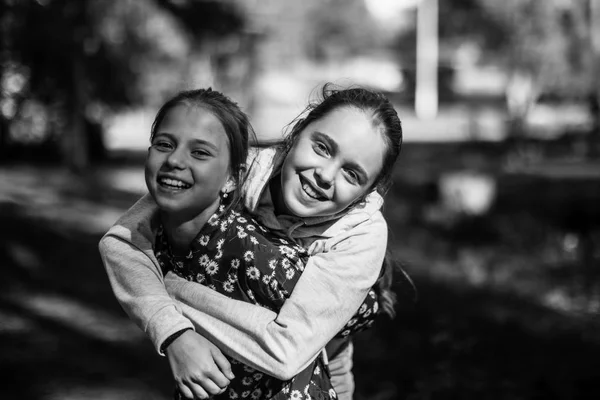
100, 193, 159, 248
319, 191, 387, 238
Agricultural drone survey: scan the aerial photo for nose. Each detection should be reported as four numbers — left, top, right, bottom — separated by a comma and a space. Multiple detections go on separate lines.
165, 148, 186, 169
314, 163, 336, 188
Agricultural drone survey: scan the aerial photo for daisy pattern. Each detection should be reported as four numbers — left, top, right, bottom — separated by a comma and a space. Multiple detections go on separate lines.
206, 260, 219, 275
220, 220, 228, 232
247, 266, 260, 280
208, 284, 217, 291
279, 245, 295, 257
198, 254, 210, 266
207, 214, 219, 225
237, 227, 248, 239
286, 268, 295, 280
155, 204, 382, 400
223, 280, 234, 293
198, 235, 210, 246
243, 365, 255, 373
358, 303, 367, 314
242, 376, 253, 386
237, 216, 247, 224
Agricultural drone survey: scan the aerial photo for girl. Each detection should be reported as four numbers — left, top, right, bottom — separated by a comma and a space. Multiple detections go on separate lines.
100, 84, 403, 399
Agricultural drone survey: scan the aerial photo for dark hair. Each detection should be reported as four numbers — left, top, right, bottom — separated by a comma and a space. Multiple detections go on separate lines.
150, 88, 254, 210
275, 83, 407, 318
283, 83, 403, 197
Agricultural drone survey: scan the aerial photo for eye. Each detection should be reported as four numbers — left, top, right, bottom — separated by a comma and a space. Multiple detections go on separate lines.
152, 140, 173, 151
192, 149, 211, 159
313, 142, 329, 156
343, 168, 360, 184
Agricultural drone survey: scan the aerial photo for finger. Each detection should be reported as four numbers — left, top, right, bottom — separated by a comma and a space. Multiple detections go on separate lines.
177, 383, 195, 400
213, 351, 235, 381
189, 377, 223, 397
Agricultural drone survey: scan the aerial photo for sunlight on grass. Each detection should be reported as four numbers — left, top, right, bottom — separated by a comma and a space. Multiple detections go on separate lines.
44, 384, 165, 400
7, 290, 144, 345
0, 309, 35, 334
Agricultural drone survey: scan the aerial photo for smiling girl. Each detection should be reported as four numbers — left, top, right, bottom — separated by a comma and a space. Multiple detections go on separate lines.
100, 84, 404, 400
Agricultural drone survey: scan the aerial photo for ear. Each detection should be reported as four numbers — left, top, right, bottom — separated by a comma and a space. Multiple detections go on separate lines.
221, 176, 237, 194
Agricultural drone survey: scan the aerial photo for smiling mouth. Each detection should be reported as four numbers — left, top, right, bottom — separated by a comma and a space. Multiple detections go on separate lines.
300, 176, 327, 201
158, 177, 192, 190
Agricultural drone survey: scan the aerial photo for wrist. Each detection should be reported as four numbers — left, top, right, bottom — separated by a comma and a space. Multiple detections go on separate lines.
161, 328, 193, 354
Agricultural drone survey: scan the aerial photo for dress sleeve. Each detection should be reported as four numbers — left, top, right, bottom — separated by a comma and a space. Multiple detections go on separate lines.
99, 195, 195, 355
164, 213, 387, 380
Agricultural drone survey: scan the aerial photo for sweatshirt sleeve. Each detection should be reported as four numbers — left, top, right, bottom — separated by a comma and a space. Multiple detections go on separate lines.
164, 213, 387, 380
98, 195, 195, 354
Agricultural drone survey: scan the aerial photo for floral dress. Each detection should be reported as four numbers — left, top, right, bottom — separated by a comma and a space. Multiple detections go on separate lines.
155, 199, 379, 400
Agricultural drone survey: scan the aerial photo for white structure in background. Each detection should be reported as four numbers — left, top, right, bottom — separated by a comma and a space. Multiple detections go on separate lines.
415, 0, 438, 119
365, 0, 439, 119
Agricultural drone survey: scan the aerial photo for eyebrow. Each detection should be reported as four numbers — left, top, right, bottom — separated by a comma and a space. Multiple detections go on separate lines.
312, 131, 369, 183
154, 132, 220, 152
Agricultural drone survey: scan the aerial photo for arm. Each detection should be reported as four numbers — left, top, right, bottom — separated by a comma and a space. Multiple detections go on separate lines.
99, 234, 195, 353
98, 194, 195, 353
165, 213, 387, 380
99, 195, 233, 397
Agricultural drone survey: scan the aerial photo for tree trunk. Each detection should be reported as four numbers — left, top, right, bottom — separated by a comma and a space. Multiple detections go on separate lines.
62, 55, 89, 172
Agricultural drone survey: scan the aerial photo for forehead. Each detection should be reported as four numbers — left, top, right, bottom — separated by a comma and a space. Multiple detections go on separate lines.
159, 104, 228, 145
306, 107, 386, 179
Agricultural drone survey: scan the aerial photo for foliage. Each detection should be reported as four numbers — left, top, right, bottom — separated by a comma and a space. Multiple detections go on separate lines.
0, 0, 247, 166
304, 0, 383, 61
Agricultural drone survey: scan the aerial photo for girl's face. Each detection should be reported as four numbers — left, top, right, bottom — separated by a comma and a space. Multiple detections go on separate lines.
145, 105, 232, 219
279, 107, 387, 218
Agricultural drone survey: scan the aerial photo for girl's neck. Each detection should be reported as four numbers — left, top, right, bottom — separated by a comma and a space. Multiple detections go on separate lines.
160, 201, 220, 256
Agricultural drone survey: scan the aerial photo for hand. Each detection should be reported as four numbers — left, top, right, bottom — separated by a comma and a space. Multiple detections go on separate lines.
166, 330, 235, 399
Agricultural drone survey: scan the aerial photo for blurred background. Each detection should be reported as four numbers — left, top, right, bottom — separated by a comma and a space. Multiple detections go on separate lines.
1, 0, 600, 399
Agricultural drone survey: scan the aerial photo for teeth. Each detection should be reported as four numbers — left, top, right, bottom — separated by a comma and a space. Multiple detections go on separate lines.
302, 183, 324, 200
159, 177, 191, 188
